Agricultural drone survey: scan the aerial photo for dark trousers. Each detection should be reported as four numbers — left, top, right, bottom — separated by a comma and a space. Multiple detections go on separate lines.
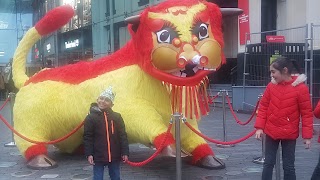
311, 151, 320, 180
262, 135, 296, 180
93, 161, 120, 180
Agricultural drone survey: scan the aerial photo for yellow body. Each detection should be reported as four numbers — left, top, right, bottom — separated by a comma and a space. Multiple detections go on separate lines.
14, 64, 205, 155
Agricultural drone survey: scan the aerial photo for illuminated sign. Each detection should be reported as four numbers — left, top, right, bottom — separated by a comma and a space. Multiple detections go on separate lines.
65, 39, 79, 49
46, 43, 51, 53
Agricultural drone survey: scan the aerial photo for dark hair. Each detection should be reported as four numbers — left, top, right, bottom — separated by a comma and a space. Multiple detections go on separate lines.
270, 57, 300, 74
47, 59, 52, 65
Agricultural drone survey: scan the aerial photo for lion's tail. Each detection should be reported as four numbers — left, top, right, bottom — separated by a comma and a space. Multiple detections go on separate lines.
12, 5, 74, 89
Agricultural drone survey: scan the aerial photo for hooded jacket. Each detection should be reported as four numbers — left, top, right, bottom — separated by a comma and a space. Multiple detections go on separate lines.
255, 74, 313, 140
83, 103, 129, 164
315, 100, 320, 119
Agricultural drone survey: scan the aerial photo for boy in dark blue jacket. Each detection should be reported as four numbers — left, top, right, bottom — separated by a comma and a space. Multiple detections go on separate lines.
83, 86, 129, 180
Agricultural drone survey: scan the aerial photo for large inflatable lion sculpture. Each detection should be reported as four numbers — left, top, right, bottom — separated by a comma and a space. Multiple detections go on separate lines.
11, 0, 241, 170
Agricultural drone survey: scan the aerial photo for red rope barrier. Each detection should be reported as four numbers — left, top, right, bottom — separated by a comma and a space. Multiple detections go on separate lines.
126, 123, 173, 167
208, 93, 219, 104
0, 114, 84, 144
184, 121, 256, 145
0, 97, 10, 111
225, 95, 259, 125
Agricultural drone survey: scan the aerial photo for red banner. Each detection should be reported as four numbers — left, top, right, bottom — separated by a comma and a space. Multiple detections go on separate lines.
238, 0, 250, 45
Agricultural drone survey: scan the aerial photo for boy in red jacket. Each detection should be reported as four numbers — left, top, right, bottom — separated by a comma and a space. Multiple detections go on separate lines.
255, 57, 313, 180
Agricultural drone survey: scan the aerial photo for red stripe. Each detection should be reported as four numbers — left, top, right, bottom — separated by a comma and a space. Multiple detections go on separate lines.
171, 85, 176, 113
189, 86, 193, 119
193, 87, 199, 119
179, 86, 183, 113
111, 120, 114, 134
185, 87, 188, 118
104, 112, 112, 162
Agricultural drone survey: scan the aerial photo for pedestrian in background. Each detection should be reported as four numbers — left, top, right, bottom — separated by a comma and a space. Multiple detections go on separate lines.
311, 100, 320, 180
255, 57, 313, 180
45, 59, 54, 68
4, 58, 18, 93
83, 86, 129, 180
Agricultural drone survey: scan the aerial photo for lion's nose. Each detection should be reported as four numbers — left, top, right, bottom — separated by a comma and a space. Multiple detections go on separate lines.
182, 43, 193, 52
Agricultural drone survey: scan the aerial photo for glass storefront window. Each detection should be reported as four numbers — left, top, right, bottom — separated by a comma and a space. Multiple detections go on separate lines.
60, 0, 91, 32
0, 1, 32, 64
83, 0, 92, 26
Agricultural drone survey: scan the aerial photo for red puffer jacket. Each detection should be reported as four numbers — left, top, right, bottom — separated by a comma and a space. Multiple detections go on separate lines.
315, 100, 320, 119
314, 100, 320, 142
255, 74, 313, 140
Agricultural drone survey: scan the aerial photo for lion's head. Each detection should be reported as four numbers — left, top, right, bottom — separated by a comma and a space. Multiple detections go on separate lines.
126, 0, 242, 118
127, 0, 242, 87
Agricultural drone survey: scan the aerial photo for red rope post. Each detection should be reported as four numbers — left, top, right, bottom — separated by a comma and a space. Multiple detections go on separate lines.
208, 92, 219, 104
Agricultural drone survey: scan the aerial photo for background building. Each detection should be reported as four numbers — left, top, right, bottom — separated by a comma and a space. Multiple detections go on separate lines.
234, 0, 320, 110
0, 0, 33, 66
32, 0, 92, 67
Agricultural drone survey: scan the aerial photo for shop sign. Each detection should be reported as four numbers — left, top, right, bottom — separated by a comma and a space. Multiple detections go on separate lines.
43, 36, 55, 57
46, 43, 51, 53
65, 39, 79, 49
266, 35, 285, 43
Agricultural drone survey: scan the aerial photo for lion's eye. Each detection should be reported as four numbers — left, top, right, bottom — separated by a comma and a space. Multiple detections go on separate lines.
199, 23, 209, 40
156, 29, 171, 43
155, 24, 179, 44
192, 22, 209, 41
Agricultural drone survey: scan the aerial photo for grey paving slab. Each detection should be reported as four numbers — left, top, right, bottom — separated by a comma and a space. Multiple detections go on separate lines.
0, 101, 319, 179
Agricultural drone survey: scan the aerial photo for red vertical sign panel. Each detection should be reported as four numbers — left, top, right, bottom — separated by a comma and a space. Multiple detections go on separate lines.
238, 0, 250, 45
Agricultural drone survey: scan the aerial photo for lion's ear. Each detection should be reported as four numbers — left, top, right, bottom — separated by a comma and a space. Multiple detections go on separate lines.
125, 15, 140, 34
128, 23, 139, 35
220, 8, 243, 17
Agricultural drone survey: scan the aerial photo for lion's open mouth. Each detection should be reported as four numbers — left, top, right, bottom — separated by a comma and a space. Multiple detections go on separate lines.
171, 64, 216, 77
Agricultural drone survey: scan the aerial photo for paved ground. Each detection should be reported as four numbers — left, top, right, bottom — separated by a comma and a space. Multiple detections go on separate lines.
0, 100, 319, 180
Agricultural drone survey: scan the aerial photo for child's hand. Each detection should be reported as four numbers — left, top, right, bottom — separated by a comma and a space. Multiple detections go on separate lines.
122, 155, 128, 163
304, 139, 311, 149
255, 129, 264, 140
87, 155, 95, 165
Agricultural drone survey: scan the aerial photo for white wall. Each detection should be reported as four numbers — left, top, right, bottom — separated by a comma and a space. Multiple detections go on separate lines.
277, 0, 306, 29
276, 0, 287, 30
307, 0, 320, 25
249, 0, 261, 34
276, 0, 307, 43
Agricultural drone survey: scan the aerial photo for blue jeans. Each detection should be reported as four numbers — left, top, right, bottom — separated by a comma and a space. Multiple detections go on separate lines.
262, 135, 296, 180
311, 151, 320, 180
93, 161, 120, 180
